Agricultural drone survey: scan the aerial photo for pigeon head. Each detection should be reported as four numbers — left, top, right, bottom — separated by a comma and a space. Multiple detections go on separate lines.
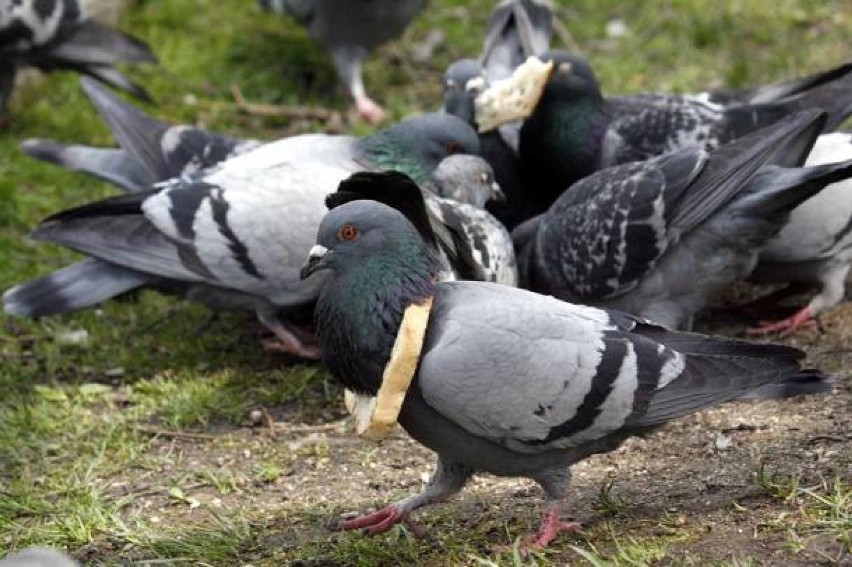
442, 58, 487, 125
302, 199, 440, 284
429, 155, 505, 208
538, 50, 603, 104
357, 113, 481, 185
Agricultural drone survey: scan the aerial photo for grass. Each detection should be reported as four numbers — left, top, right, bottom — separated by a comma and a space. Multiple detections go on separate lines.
1, 0, 851, 564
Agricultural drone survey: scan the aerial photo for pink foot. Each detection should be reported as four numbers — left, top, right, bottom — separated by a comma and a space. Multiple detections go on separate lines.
336, 506, 426, 537
746, 305, 815, 338
261, 322, 321, 359
355, 96, 386, 124
529, 508, 582, 548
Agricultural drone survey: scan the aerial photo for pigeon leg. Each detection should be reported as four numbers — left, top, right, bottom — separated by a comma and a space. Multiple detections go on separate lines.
721, 284, 808, 318
332, 48, 386, 124
745, 305, 815, 337
256, 310, 321, 359
336, 457, 472, 536
525, 468, 581, 549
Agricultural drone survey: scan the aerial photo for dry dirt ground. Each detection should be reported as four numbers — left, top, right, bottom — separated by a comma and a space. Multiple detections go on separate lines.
68, 297, 850, 566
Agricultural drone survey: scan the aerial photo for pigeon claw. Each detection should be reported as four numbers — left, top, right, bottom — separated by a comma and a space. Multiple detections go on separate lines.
355, 96, 387, 125
745, 305, 816, 337
529, 508, 582, 549
337, 505, 415, 536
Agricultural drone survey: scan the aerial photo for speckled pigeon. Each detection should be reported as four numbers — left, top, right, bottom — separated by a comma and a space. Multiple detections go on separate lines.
300, 194, 823, 548
3, 110, 479, 358
742, 131, 852, 335
513, 110, 852, 332
0, 0, 156, 115
21, 78, 261, 192
516, 51, 852, 218
327, 161, 517, 286
442, 0, 554, 227
260, 0, 429, 124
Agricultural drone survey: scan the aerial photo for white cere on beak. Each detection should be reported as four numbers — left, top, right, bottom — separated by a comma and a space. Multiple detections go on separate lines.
308, 244, 328, 259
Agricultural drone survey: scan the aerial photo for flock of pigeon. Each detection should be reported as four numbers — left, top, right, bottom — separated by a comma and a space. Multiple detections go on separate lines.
2, 0, 852, 561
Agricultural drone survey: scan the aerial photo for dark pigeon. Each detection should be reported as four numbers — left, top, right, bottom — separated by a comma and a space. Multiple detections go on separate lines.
260, 0, 429, 124
442, 0, 554, 227
300, 194, 825, 548
514, 110, 852, 333
516, 51, 852, 218
0, 0, 157, 115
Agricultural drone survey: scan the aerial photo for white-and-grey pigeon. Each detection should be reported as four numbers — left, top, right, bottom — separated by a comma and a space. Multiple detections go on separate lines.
260, 0, 429, 124
744, 131, 852, 335
0, 0, 157, 115
513, 110, 852, 333
299, 193, 824, 548
3, 103, 480, 358
0, 547, 78, 567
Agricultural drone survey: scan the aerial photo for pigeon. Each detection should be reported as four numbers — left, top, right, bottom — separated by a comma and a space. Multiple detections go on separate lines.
20, 77, 262, 192
744, 131, 852, 335
300, 193, 823, 548
442, 0, 554, 227
328, 161, 517, 287
260, 0, 429, 124
3, 111, 480, 358
0, 547, 78, 567
0, 0, 157, 115
513, 110, 852, 333
513, 51, 852, 218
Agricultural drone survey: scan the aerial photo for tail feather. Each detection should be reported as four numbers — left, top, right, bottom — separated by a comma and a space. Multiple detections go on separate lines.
738, 370, 833, 400
80, 77, 170, 179
3, 258, 155, 318
20, 138, 152, 192
734, 157, 852, 221
481, 0, 553, 80
47, 19, 157, 66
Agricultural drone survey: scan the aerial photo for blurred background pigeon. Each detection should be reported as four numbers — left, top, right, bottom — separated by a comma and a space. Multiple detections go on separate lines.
301, 193, 823, 548
260, 0, 429, 124
0, 0, 157, 117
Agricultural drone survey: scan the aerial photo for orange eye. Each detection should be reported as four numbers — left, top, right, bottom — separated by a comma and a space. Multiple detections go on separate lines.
338, 223, 359, 241
446, 141, 461, 154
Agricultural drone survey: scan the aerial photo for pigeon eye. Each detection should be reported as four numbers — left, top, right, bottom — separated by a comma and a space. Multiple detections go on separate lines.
446, 141, 461, 154
479, 172, 489, 184
338, 224, 359, 241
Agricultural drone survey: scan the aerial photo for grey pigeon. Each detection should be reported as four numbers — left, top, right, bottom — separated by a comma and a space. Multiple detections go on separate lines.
300, 195, 822, 548
516, 51, 852, 218
260, 0, 429, 124
442, 0, 554, 227
514, 110, 852, 332
0, 547, 78, 567
21, 78, 261, 192
744, 131, 852, 335
0, 0, 157, 115
3, 110, 479, 358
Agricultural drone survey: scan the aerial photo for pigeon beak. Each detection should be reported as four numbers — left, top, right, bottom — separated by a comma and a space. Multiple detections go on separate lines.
300, 245, 331, 280
490, 181, 507, 204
